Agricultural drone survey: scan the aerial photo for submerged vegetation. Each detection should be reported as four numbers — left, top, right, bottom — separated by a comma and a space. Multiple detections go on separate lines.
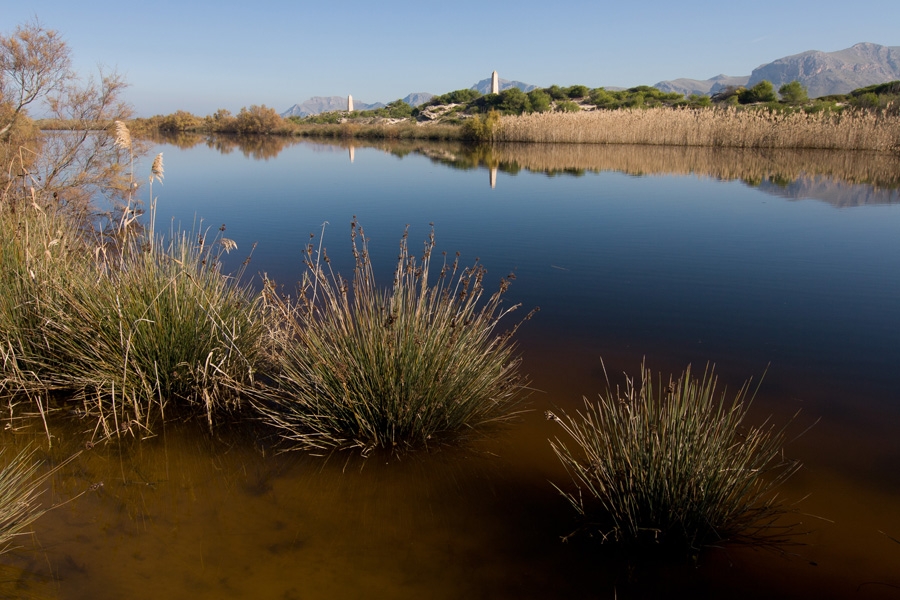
0, 447, 51, 553
253, 220, 535, 453
547, 364, 799, 553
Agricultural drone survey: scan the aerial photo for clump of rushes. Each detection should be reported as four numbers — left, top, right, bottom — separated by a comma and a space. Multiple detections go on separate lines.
254, 220, 536, 454
1, 147, 267, 437
40, 223, 266, 435
547, 363, 800, 553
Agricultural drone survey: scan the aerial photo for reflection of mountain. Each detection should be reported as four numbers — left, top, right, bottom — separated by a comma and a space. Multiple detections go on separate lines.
756, 175, 900, 207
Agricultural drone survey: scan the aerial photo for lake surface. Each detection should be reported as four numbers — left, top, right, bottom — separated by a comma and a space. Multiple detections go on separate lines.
3, 137, 900, 599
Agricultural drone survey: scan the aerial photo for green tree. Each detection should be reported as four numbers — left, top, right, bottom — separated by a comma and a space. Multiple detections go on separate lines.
739, 81, 777, 104
565, 85, 590, 98
555, 101, 580, 113
778, 81, 808, 105
527, 89, 551, 113
497, 87, 530, 114
546, 85, 567, 100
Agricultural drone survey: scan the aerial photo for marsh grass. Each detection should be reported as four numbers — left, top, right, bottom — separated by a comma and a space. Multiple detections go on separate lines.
292, 121, 462, 141
253, 220, 535, 453
1, 163, 267, 437
40, 225, 267, 435
495, 107, 900, 152
547, 363, 799, 553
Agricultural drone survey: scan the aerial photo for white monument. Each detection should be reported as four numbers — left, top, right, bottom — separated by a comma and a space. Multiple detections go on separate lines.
348, 94, 354, 112
491, 71, 499, 94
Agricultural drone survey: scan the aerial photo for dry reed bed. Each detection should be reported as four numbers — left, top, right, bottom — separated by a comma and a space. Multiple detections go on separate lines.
495, 107, 900, 152
485, 143, 900, 191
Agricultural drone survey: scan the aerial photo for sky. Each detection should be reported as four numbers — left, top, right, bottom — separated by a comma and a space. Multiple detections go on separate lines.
5, 0, 899, 117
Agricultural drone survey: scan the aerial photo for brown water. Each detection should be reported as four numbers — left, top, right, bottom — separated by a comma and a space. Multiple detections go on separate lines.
2, 139, 899, 599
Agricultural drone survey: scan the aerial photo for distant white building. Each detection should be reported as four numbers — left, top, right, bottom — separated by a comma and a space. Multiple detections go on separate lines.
348, 94, 354, 112
491, 71, 499, 94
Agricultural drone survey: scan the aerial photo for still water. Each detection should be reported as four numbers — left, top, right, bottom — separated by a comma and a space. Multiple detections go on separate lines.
3, 137, 900, 598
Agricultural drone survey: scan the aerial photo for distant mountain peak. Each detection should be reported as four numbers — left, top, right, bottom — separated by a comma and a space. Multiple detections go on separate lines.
748, 42, 900, 97
655, 42, 900, 99
281, 96, 384, 118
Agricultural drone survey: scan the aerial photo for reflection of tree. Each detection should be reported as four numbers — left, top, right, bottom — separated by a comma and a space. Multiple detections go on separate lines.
138, 132, 302, 160
302, 138, 900, 207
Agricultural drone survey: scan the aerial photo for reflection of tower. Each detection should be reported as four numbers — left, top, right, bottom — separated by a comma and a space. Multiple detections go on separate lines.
490, 166, 497, 189
349, 146, 355, 163
348, 94, 354, 112
491, 71, 499, 94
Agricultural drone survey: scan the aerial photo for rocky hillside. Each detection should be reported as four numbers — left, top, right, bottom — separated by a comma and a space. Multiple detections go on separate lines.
656, 42, 900, 98
402, 92, 434, 107
655, 74, 750, 97
470, 76, 537, 94
748, 42, 900, 97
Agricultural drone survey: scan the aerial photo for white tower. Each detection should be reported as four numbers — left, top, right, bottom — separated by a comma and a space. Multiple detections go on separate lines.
348, 94, 354, 112
491, 71, 499, 94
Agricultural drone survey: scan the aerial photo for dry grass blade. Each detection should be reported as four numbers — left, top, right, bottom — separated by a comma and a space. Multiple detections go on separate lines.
0, 447, 51, 553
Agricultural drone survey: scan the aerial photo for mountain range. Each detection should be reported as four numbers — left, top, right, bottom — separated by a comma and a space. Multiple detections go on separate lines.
283, 42, 900, 117
655, 42, 900, 97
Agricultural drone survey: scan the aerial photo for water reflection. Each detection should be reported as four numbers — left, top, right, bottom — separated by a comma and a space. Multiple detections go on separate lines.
144, 132, 900, 205
145, 130, 301, 160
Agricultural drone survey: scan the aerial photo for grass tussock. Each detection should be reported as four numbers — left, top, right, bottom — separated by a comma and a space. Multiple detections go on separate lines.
495, 107, 900, 152
1, 163, 267, 437
253, 220, 535, 453
547, 363, 799, 553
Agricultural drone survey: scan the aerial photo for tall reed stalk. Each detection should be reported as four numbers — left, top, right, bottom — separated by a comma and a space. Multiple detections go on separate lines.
253, 220, 535, 453
548, 363, 799, 552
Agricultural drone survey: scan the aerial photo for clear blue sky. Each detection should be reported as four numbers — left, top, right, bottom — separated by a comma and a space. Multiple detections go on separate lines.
5, 0, 898, 117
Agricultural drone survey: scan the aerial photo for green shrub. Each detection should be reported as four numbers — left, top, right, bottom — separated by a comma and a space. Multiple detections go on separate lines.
461, 110, 500, 141
527, 89, 552, 113
546, 85, 568, 100
739, 81, 777, 104
566, 85, 590, 99
778, 81, 808, 105
548, 363, 799, 553
252, 221, 535, 453
555, 101, 581, 113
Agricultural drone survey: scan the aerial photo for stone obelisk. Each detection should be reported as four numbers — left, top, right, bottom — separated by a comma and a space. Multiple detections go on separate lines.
348, 94, 354, 112
491, 71, 499, 94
